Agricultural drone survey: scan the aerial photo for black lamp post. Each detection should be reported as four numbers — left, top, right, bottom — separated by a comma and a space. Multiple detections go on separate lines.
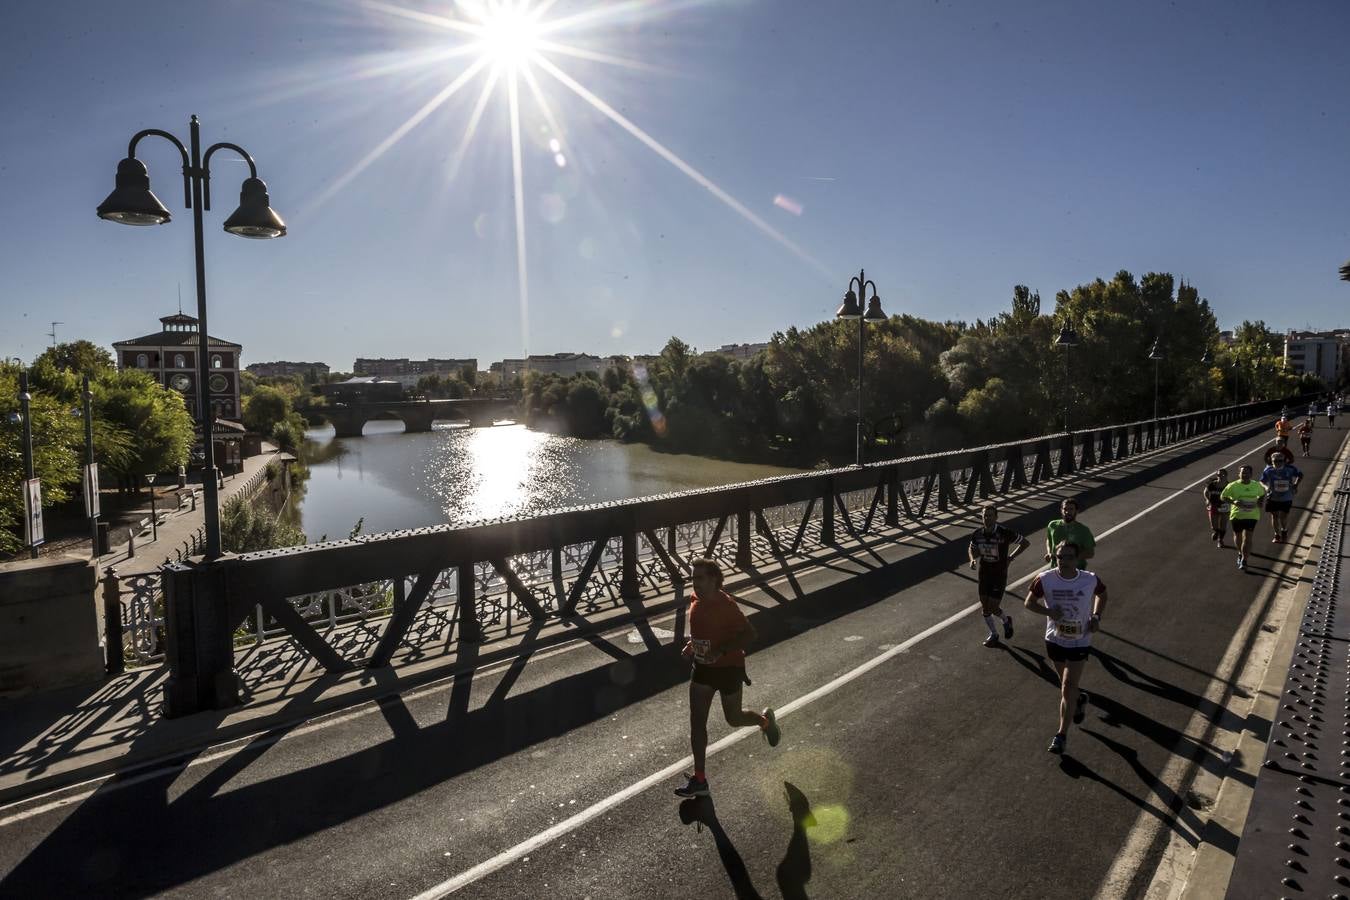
145, 473, 159, 542
97, 115, 285, 559
1339, 260, 1349, 282
834, 269, 887, 466
1200, 349, 1212, 411
1148, 339, 1163, 422
11, 371, 38, 558
72, 376, 98, 558
1054, 321, 1079, 431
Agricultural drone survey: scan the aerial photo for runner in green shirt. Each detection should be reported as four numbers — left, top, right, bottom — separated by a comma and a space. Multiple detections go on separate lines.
1044, 499, 1095, 567
1219, 464, 1265, 571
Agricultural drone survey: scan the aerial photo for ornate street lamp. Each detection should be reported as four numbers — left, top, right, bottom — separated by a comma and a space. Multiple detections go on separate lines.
11, 371, 38, 558
97, 116, 285, 558
1054, 320, 1079, 431
145, 473, 159, 542
1149, 339, 1163, 422
1200, 349, 1212, 411
1339, 259, 1349, 282
834, 269, 887, 466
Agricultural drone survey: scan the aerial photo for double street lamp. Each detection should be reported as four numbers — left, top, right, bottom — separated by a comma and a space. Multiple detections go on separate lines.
1200, 349, 1212, 411
1054, 320, 1079, 432
834, 269, 887, 466
97, 115, 285, 559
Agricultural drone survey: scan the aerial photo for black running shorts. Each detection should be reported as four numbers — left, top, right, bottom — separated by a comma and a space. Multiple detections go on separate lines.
1265, 499, 1292, 514
977, 566, 1009, 599
1045, 641, 1090, 663
691, 664, 750, 695
1232, 518, 1257, 532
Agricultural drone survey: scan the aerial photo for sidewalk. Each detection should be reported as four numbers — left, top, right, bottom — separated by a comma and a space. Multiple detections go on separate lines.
101, 446, 284, 577
0, 422, 1271, 809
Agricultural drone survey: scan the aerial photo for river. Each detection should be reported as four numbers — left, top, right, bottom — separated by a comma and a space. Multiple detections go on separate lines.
290, 420, 805, 542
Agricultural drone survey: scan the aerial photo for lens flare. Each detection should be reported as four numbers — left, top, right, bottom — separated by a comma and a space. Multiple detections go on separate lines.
633, 363, 666, 438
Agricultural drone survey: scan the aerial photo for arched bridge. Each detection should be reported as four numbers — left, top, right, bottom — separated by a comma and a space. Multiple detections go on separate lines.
324, 398, 517, 438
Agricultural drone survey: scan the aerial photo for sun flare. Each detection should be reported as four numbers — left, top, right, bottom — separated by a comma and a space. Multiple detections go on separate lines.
475, 4, 540, 68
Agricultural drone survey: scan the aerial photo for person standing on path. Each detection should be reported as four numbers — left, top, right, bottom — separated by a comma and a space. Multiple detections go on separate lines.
675, 557, 781, 798
1259, 451, 1302, 544
1220, 464, 1266, 570
968, 504, 1030, 648
1202, 468, 1230, 548
1024, 540, 1109, 755
1044, 498, 1095, 568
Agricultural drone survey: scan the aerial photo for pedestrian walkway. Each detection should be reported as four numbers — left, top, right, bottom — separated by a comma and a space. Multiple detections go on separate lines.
103, 446, 284, 577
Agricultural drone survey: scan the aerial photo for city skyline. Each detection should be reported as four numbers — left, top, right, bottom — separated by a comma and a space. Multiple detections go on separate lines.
2, 0, 1348, 369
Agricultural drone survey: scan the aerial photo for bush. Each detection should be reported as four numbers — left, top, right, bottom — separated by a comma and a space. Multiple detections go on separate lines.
220, 495, 305, 553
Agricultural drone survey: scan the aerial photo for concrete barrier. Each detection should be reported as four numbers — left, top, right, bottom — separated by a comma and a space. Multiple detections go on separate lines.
0, 554, 104, 698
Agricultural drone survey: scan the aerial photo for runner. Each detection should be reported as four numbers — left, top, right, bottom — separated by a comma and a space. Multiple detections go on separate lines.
1298, 416, 1315, 457
675, 557, 781, 798
1201, 468, 1229, 548
1330, 400, 1339, 428
1260, 450, 1302, 543
1220, 464, 1265, 570
1044, 498, 1095, 568
968, 503, 1031, 647
1023, 540, 1108, 755
1275, 414, 1293, 451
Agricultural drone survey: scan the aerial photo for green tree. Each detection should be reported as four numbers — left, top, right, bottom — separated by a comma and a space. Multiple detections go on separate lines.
1, 364, 86, 554
243, 385, 291, 434
35, 340, 115, 380
219, 494, 305, 552
94, 369, 194, 482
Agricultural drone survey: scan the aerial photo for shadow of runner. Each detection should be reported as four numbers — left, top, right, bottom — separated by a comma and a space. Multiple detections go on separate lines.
777, 782, 815, 900
1055, 752, 1200, 848
677, 796, 764, 900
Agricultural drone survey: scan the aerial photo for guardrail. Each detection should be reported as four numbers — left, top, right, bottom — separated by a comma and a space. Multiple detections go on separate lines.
155, 399, 1296, 716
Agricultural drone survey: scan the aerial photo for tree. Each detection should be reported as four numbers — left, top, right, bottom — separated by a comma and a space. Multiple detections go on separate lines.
94, 369, 194, 482
0, 364, 85, 554
35, 340, 115, 380
219, 494, 305, 552
243, 385, 291, 435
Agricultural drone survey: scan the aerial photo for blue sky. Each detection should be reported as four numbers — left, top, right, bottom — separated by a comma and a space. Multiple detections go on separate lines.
1, 0, 1346, 371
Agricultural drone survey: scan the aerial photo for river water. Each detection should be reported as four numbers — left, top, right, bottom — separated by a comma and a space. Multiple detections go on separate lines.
291, 420, 804, 542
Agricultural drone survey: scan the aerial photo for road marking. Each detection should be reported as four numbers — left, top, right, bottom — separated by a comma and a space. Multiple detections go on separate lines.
411, 436, 1274, 897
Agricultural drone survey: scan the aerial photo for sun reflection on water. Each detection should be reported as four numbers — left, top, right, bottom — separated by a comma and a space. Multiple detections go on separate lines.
429, 423, 588, 523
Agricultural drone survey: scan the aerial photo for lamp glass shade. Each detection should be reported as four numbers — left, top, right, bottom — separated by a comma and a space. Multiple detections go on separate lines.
96, 157, 171, 226
835, 289, 861, 320
1054, 326, 1078, 347
223, 177, 286, 239
863, 295, 886, 321
1339, 260, 1350, 282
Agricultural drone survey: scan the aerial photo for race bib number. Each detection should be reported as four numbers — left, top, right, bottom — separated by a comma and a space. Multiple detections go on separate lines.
691, 638, 713, 664
1237, 499, 1256, 511
1057, 621, 1082, 638
1273, 479, 1290, 493
980, 547, 999, 562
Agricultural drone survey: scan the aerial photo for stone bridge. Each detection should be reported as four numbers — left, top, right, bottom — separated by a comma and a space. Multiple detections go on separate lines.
323, 398, 517, 438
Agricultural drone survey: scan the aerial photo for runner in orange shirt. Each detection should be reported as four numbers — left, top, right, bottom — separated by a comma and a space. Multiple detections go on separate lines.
674, 558, 781, 797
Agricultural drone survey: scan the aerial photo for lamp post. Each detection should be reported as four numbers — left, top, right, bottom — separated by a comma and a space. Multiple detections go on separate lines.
97, 115, 285, 559
12, 371, 38, 558
145, 473, 159, 542
73, 376, 99, 558
834, 268, 887, 466
1200, 349, 1212, 411
1149, 339, 1163, 422
1054, 321, 1079, 431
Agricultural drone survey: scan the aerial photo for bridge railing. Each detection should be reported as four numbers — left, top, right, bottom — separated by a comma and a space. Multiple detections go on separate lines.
159, 399, 1294, 716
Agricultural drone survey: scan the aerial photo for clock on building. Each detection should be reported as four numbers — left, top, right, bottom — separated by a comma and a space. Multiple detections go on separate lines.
171, 373, 191, 392
208, 373, 229, 393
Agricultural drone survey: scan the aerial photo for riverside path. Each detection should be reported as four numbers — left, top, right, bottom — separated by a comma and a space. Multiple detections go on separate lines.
0, 421, 1345, 899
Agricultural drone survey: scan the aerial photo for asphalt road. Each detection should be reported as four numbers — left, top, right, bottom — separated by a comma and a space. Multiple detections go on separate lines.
0, 422, 1344, 900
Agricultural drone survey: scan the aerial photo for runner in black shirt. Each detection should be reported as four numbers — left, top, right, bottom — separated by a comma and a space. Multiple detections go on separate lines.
1201, 467, 1229, 548
968, 504, 1031, 647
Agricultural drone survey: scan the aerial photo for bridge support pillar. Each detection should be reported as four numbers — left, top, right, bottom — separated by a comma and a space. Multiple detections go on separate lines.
885, 469, 899, 527
735, 507, 752, 569
820, 478, 836, 544
162, 560, 241, 718
457, 563, 484, 642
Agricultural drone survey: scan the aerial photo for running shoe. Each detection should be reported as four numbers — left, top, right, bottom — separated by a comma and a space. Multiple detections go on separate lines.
1003, 618, 1014, 640
1074, 690, 1089, 725
983, 633, 1000, 648
1238, 556, 1247, 570
1047, 733, 1066, 755
675, 774, 709, 798
762, 708, 781, 748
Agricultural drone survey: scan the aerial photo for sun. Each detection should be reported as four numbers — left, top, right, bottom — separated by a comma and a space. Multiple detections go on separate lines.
475, 4, 540, 68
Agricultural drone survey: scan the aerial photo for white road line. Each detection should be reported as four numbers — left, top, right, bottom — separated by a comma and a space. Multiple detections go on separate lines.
412, 437, 1274, 898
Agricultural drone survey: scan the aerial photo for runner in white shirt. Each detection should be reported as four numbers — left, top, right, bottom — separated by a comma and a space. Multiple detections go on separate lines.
1023, 540, 1109, 755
